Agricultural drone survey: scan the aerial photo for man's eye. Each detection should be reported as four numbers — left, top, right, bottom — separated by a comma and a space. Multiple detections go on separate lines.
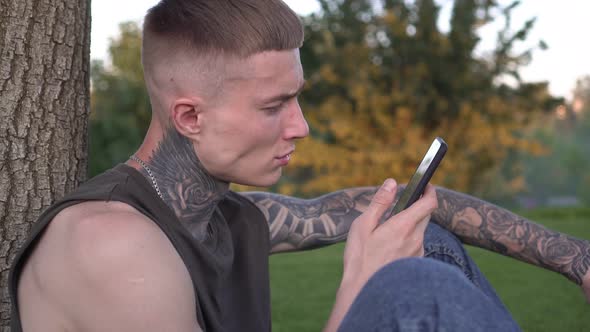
263, 104, 284, 114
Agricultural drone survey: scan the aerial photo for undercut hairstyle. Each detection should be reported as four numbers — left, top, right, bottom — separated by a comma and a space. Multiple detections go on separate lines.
142, 0, 304, 67
141, 0, 304, 119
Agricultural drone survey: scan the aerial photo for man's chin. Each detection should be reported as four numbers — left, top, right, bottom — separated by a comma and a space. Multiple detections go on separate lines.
231, 170, 282, 188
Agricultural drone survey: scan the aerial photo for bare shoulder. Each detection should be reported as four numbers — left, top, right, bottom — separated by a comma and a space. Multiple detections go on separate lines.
40, 201, 175, 284
19, 201, 201, 331
54, 200, 170, 260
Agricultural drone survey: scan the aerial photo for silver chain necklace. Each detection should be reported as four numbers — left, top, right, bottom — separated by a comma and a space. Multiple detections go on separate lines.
130, 155, 164, 200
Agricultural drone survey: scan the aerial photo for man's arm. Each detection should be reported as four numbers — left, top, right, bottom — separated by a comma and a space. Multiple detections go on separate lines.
433, 187, 590, 286
243, 187, 377, 253
243, 185, 590, 287
18, 201, 202, 331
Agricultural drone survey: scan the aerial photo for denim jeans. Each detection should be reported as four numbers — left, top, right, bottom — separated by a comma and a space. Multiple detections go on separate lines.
338, 223, 521, 332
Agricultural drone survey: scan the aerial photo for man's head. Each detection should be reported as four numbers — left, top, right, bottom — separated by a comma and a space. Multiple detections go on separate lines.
142, 0, 309, 187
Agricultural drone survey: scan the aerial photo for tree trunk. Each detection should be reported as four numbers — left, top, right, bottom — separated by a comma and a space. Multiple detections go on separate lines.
0, 0, 91, 328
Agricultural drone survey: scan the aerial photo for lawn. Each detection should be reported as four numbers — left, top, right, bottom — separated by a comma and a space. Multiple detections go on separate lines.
269, 207, 590, 332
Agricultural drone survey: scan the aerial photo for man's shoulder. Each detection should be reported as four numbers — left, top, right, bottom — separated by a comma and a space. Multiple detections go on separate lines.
60, 164, 140, 202
25, 200, 183, 290
18, 200, 199, 331
57, 200, 154, 230
50, 201, 171, 264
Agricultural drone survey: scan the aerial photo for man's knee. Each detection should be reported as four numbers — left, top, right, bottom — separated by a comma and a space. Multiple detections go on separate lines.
340, 258, 520, 332
370, 257, 466, 292
424, 222, 462, 248
340, 258, 476, 331
423, 222, 477, 280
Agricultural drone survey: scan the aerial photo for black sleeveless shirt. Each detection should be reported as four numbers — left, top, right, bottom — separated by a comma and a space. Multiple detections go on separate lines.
9, 164, 271, 331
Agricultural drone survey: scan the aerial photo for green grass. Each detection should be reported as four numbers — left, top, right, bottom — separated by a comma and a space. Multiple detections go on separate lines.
269, 207, 590, 331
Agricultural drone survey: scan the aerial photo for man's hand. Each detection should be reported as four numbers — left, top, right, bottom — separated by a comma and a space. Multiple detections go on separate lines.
323, 179, 438, 332
341, 179, 437, 288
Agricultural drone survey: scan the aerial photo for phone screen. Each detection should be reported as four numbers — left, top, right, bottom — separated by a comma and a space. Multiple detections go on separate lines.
391, 137, 447, 215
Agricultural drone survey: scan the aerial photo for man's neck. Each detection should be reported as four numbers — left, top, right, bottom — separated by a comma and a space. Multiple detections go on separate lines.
135, 128, 229, 240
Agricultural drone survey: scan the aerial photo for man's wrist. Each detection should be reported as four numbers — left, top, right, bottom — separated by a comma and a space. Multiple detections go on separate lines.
323, 274, 368, 332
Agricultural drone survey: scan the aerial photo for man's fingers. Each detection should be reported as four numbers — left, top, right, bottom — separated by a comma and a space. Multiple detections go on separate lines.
417, 184, 438, 211
364, 179, 398, 227
390, 184, 438, 227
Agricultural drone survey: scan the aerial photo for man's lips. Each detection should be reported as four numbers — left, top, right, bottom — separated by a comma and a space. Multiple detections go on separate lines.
277, 151, 293, 159
276, 149, 295, 165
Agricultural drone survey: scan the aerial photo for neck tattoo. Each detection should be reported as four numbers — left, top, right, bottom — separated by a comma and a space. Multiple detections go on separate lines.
133, 129, 230, 242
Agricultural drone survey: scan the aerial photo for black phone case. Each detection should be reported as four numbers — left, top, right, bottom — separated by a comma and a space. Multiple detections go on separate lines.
393, 137, 447, 214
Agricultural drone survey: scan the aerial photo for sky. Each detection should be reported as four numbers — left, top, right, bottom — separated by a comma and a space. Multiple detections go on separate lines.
90, 0, 590, 100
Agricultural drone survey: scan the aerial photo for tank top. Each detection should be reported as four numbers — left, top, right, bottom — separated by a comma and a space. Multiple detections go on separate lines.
9, 164, 271, 331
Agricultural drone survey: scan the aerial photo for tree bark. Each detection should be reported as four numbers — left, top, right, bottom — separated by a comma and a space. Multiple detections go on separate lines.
0, 0, 91, 328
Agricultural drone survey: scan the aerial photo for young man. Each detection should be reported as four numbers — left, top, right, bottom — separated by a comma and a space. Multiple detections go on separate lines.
9, 0, 590, 331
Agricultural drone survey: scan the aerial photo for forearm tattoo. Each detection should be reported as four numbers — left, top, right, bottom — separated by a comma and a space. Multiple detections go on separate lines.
433, 187, 590, 285
247, 184, 589, 285
245, 188, 377, 252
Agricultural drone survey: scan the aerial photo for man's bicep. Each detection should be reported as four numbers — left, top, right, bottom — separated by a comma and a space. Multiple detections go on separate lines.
242, 188, 375, 253
64, 212, 202, 331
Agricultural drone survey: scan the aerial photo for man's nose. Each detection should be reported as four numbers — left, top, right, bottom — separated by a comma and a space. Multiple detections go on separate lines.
283, 100, 309, 140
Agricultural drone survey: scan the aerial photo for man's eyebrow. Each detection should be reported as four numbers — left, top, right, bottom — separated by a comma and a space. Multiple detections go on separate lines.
260, 80, 306, 104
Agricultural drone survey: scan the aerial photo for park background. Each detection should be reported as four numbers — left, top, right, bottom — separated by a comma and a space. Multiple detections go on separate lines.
91, 0, 590, 208
88, 0, 590, 330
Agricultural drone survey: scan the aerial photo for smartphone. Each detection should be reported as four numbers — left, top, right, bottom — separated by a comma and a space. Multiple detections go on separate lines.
391, 137, 447, 215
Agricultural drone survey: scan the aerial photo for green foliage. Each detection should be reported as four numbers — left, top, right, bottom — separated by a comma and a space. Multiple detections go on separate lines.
572, 77, 590, 204
288, 0, 559, 197
89, 22, 150, 176
496, 75, 590, 206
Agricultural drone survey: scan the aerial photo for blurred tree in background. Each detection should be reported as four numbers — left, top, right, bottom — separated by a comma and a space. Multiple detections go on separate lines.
89, 0, 562, 200
504, 75, 590, 207
573, 77, 590, 204
291, 0, 559, 196
89, 22, 150, 176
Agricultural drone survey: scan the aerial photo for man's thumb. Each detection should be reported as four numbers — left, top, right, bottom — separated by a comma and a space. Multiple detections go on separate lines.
365, 179, 397, 224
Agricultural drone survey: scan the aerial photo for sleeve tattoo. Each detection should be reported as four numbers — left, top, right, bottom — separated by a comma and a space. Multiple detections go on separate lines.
243, 188, 377, 253
433, 187, 590, 285
244, 186, 589, 285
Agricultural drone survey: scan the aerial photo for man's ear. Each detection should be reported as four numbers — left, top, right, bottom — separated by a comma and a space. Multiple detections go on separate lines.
171, 98, 203, 140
